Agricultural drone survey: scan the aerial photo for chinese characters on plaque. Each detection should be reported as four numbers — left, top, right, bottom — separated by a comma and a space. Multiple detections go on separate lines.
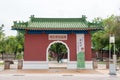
49, 34, 67, 40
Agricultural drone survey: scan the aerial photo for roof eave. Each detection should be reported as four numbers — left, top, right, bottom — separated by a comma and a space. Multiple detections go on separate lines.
12, 27, 103, 31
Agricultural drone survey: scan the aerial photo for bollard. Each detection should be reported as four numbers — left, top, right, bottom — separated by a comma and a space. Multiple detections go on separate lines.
4, 60, 11, 69
106, 59, 109, 69
109, 63, 116, 75
18, 60, 23, 69
93, 59, 98, 69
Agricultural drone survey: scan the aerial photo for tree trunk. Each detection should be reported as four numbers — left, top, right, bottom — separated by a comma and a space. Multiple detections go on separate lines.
101, 50, 103, 61
2, 52, 3, 60
96, 51, 99, 58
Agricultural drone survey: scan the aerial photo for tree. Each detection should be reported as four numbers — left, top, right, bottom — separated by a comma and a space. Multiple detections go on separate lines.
0, 24, 4, 39
0, 24, 5, 58
49, 43, 67, 63
4, 36, 17, 54
92, 15, 120, 59
0, 24, 24, 59
92, 30, 108, 59
16, 31, 24, 53
13, 31, 24, 59
103, 15, 120, 57
91, 17, 108, 59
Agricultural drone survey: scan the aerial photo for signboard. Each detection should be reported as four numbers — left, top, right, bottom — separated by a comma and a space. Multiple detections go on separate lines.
76, 34, 85, 68
109, 34, 115, 43
49, 34, 67, 40
110, 36, 115, 43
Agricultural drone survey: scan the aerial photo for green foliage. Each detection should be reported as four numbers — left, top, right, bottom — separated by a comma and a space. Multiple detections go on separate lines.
92, 17, 107, 51
0, 27, 24, 58
92, 31, 107, 51
0, 35, 24, 54
91, 17, 103, 27
0, 24, 5, 53
49, 43, 67, 54
103, 15, 120, 53
4, 36, 17, 54
16, 31, 24, 52
0, 62, 4, 66
49, 43, 67, 62
92, 15, 120, 56
0, 24, 4, 39
16, 53, 23, 60
0, 61, 4, 66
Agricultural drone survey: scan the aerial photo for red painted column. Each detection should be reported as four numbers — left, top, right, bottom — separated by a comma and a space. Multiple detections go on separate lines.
85, 33, 92, 61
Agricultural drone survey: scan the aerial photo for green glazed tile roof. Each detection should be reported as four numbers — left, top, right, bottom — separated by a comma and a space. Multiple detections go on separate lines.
12, 15, 103, 30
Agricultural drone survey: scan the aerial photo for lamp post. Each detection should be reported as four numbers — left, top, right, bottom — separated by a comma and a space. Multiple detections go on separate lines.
109, 33, 116, 75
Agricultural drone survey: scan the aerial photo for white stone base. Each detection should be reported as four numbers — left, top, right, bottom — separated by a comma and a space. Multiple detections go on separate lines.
67, 61, 77, 69
23, 61, 48, 69
85, 61, 93, 69
23, 61, 93, 69
67, 61, 93, 69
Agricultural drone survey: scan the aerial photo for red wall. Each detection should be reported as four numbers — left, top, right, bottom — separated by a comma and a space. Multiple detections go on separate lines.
84, 33, 92, 61
24, 33, 77, 61
64, 34, 76, 61
24, 34, 48, 61
24, 33, 92, 61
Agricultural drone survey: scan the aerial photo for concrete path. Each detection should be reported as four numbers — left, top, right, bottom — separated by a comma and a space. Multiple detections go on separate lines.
0, 73, 120, 80
0, 68, 120, 80
0, 61, 120, 80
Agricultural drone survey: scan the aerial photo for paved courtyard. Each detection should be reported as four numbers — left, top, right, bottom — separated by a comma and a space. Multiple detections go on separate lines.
0, 60, 120, 80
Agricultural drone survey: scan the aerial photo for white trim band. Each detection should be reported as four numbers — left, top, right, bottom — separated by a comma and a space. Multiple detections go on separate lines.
23, 61, 49, 69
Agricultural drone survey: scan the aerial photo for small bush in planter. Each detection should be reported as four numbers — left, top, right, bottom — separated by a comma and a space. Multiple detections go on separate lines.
16, 53, 23, 60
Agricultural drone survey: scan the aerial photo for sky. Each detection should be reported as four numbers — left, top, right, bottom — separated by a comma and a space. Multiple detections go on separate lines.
0, 0, 120, 36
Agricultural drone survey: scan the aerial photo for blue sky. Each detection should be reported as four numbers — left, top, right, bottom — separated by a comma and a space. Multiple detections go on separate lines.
0, 0, 120, 36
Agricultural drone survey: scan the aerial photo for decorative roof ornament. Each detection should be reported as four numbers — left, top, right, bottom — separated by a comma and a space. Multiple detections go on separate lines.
30, 15, 35, 19
82, 15, 87, 22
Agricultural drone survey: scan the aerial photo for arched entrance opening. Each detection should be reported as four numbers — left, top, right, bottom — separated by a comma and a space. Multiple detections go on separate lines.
46, 41, 70, 69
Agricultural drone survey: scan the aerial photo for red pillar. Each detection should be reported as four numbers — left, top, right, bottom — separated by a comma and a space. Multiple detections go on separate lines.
85, 33, 92, 61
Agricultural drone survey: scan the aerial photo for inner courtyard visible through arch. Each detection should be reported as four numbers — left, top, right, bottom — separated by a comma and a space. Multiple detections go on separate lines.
48, 41, 68, 69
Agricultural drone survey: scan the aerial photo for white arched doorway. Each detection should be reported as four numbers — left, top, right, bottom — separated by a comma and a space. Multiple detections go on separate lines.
46, 41, 70, 68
